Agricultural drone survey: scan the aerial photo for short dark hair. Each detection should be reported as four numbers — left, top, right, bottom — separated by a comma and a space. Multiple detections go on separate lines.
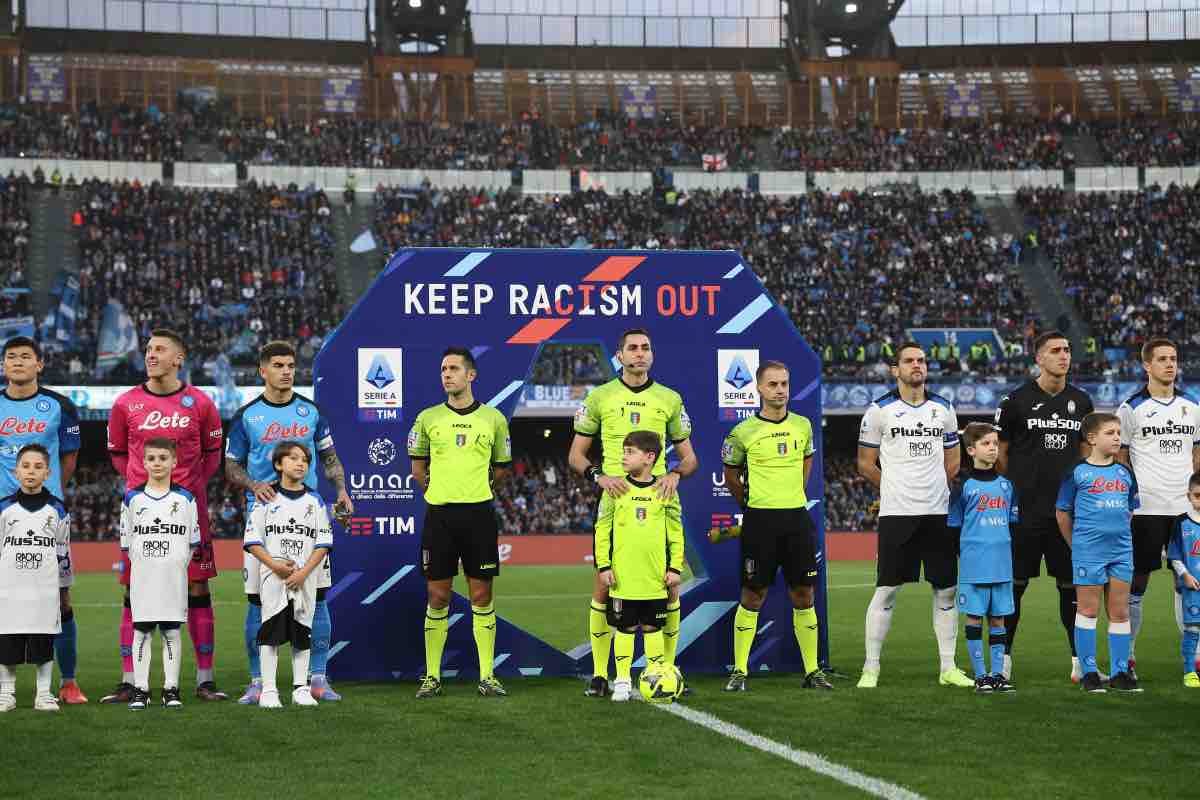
271, 441, 311, 471
618, 328, 651, 351
259, 340, 297, 364
144, 437, 177, 455
894, 341, 924, 366
149, 328, 186, 355
1034, 330, 1069, 354
1141, 337, 1176, 363
1082, 411, 1120, 439
16, 443, 49, 465
962, 422, 998, 450
2, 336, 41, 360
622, 430, 662, 465
442, 346, 476, 372
756, 360, 788, 383
1189, 471, 1200, 492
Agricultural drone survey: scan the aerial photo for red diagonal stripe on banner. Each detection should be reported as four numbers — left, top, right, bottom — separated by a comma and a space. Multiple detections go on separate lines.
582, 255, 646, 282
507, 318, 572, 344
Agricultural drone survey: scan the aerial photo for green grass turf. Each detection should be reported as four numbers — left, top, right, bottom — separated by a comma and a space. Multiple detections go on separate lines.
1, 563, 1192, 799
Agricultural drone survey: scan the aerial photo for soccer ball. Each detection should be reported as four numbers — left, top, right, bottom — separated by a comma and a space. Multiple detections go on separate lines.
638, 669, 682, 704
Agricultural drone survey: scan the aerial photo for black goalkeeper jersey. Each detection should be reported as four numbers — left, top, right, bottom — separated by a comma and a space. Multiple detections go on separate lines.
994, 380, 1094, 525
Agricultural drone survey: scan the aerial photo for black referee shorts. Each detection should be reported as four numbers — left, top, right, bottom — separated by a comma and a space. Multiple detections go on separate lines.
740, 507, 819, 589
1011, 519, 1072, 582
607, 597, 668, 631
876, 514, 957, 589
421, 501, 500, 581
1132, 515, 1176, 575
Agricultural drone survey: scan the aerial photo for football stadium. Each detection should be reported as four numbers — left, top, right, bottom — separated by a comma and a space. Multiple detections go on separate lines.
1, 0, 1200, 797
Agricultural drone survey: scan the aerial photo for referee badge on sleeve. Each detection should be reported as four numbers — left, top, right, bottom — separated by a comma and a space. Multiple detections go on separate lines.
721, 440, 734, 461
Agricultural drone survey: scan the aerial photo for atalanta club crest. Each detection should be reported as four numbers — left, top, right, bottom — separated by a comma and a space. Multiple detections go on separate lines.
455, 434, 467, 447
630, 412, 641, 424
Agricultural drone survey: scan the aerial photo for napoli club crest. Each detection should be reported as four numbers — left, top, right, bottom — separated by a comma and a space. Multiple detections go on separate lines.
181, 395, 195, 408
297, 405, 310, 417
455, 434, 467, 447
36, 399, 51, 413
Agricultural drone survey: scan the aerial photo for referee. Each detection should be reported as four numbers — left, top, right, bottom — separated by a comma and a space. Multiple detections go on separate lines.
407, 347, 512, 699
994, 330, 1093, 683
720, 361, 831, 692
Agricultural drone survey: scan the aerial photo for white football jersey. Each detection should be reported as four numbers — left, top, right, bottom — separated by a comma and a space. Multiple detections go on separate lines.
859, 391, 959, 517
243, 487, 332, 628
0, 491, 72, 635
1117, 390, 1200, 516
120, 484, 200, 623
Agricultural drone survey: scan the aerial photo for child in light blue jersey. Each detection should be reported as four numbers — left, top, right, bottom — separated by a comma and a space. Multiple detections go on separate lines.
1166, 473, 1200, 688
1056, 412, 1141, 693
949, 423, 1019, 693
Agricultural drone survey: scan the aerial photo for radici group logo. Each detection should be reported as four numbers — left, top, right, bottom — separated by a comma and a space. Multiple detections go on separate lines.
718, 349, 760, 420
357, 348, 403, 422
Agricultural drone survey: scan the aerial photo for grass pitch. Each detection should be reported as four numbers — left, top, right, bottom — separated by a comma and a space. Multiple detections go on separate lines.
0, 562, 1192, 799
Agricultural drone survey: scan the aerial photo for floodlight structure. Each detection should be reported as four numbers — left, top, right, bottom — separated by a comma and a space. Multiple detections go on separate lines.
376, 0, 471, 54
787, 0, 906, 60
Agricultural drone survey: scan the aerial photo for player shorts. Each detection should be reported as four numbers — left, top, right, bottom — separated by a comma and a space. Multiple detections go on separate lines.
606, 596, 668, 631
739, 507, 819, 589
132, 621, 183, 634
957, 581, 1015, 617
0, 633, 54, 665
1011, 519, 1072, 582
1073, 559, 1133, 586
1180, 587, 1200, 625
257, 601, 312, 650
421, 501, 500, 581
1132, 515, 1176, 574
876, 514, 957, 588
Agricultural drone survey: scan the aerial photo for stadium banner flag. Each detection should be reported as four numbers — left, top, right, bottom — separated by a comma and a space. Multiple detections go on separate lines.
621, 85, 658, 119
322, 78, 361, 113
95, 299, 138, 375
315, 248, 827, 680
945, 83, 981, 118
27, 59, 65, 104
1180, 80, 1200, 113
0, 315, 34, 341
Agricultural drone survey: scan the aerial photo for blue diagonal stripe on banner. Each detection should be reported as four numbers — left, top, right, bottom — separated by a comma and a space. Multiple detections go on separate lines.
722, 264, 744, 279
383, 251, 415, 276
487, 380, 524, 407
360, 565, 414, 605
676, 601, 738, 655
444, 251, 490, 277
326, 571, 363, 603
792, 376, 820, 402
749, 635, 782, 667
448, 613, 465, 628
519, 667, 543, 676
715, 295, 773, 335
493, 653, 510, 669
757, 620, 775, 636
327, 641, 350, 662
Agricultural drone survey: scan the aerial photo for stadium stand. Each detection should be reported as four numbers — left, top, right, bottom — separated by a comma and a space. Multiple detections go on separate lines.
1018, 183, 1200, 375
0, 103, 190, 163
823, 454, 879, 533
56, 178, 344, 383
0, 171, 33, 316
494, 457, 600, 536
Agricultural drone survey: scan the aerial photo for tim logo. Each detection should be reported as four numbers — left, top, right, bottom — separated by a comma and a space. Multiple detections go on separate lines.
349, 517, 373, 536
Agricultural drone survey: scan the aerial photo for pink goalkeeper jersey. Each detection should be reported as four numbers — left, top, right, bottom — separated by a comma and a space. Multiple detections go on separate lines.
107, 383, 223, 493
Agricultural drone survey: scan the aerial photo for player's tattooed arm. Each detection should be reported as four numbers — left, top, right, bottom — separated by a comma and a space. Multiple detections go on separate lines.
226, 458, 275, 504
320, 448, 348, 493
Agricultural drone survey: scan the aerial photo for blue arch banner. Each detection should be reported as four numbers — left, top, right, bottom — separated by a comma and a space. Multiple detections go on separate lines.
315, 248, 826, 680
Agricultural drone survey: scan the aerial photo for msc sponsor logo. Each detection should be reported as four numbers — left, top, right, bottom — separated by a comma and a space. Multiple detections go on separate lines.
357, 348, 403, 422
347, 516, 415, 536
717, 349, 760, 411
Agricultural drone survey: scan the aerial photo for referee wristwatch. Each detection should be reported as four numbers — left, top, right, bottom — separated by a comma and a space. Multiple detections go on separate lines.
587, 466, 601, 483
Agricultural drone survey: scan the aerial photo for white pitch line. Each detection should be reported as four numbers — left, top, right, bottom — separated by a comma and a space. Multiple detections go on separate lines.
73, 601, 244, 608
656, 703, 927, 800
501, 583, 876, 601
